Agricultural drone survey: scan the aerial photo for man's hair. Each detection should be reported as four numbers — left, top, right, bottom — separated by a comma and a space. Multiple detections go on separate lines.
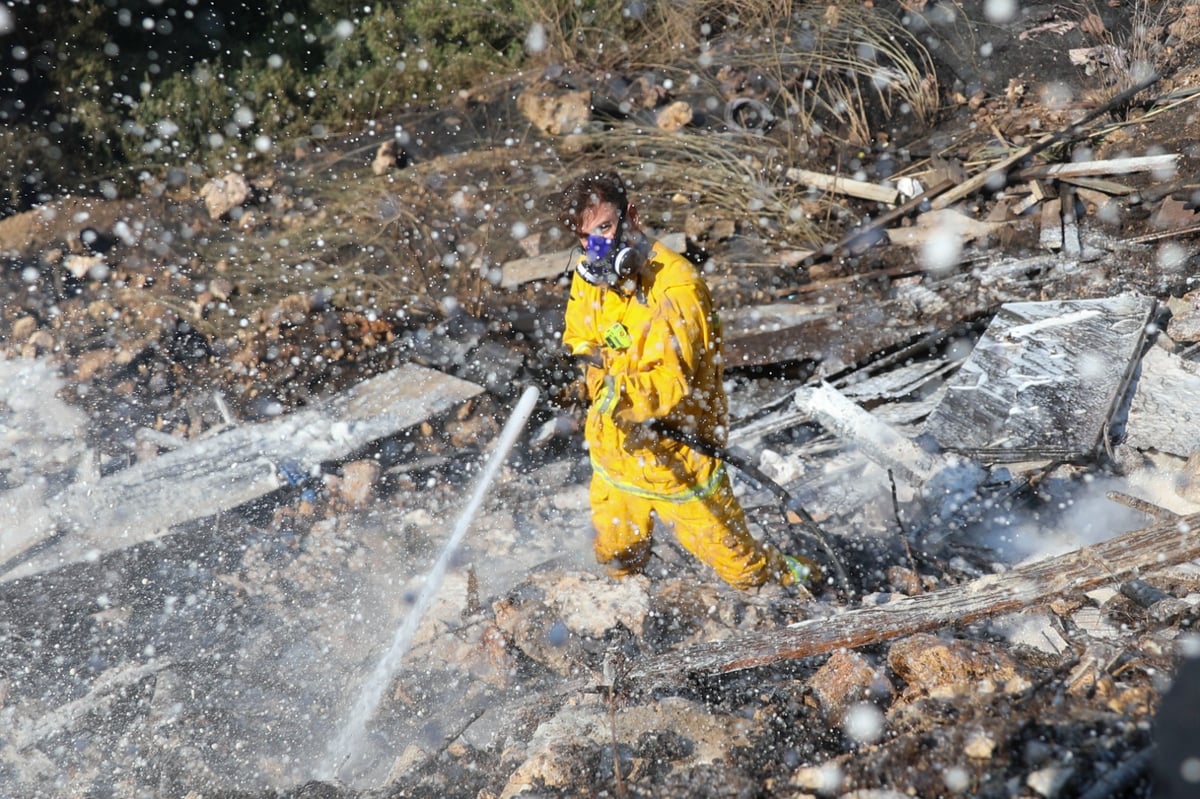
556, 171, 629, 235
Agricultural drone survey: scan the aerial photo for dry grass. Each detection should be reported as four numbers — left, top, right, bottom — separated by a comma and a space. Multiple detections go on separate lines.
637, 1, 940, 148
572, 125, 830, 249
1069, 0, 1183, 103
537, 2, 941, 254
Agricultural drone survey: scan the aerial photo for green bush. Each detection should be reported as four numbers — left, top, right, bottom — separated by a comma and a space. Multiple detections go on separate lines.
0, 0, 547, 211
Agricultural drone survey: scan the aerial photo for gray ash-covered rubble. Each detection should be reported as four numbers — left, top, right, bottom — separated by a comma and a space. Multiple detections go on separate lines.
5, 277, 1200, 798
6, 2, 1200, 793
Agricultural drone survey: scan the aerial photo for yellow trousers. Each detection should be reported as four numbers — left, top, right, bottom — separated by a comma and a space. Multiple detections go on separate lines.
590, 469, 790, 590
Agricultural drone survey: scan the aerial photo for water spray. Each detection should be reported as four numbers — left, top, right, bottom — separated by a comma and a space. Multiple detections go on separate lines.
320, 384, 541, 783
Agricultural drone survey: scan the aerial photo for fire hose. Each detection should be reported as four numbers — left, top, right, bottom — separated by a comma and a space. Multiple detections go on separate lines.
650, 420, 852, 593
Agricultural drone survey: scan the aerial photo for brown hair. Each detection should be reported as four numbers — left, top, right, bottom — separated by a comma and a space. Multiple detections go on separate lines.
555, 170, 629, 235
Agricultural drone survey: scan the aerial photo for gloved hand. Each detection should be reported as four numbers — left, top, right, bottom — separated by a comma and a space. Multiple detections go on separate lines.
783, 554, 824, 588
613, 405, 654, 449
574, 349, 603, 369
612, 406, 639, 428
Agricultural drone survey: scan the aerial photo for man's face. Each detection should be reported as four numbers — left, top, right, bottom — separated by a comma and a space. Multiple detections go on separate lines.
578, 201, 622, 248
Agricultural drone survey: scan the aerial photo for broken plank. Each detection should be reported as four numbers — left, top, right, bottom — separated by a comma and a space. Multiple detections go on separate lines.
1061, 183, 1081, 257
627, 509, 1200, 684
722, 302, 940, 373
1012, 153, 1179, 181
1039, 196, 1064, 250
1058, 175, 1136, 196
795, 381, 959, 487
781, 179, 956, 267
930, 73, 1162, 211
0, 363, 484, 582
784, 167, 901, 204
1008, 180, 1046, 216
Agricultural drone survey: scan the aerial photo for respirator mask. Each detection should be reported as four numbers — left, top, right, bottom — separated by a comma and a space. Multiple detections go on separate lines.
575, 214, 636, 288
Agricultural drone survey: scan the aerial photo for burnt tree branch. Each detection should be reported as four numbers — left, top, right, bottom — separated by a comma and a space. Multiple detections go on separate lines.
628, 511, 1200, 685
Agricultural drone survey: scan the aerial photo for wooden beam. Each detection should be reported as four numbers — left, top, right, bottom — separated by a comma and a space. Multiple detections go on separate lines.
0, 363, 484, 582
1039, 196, 1064, 250
1057, 175, 1135, 196
784, 167, 901, 204
627, 510, 1200, 684
1012, 154, 1179, 181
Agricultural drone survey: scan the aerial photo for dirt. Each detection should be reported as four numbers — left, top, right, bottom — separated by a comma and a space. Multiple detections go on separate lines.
4, 2, 1200, 798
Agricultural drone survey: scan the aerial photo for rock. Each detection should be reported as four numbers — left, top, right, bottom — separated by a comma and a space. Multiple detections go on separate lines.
327, 459, 381, 507
516, 82, 592, 136
887, 633, 1031, 700
74, 348, 116, 382
20, 330, 54, 358
199, 172, 253, 220
964, 729, 997, 759
807, 649, 894, 724
492, 571, 651, 677
63, 253, 105, 280
1026, 764, 1074, 797
789, 762, 845, 793
10, 316, 36, 344
500, 694, 757, 799
1166, 290, 1200, 343
885, 565, 923, 595
655, 100, 693, 131
372, 138, 409, 175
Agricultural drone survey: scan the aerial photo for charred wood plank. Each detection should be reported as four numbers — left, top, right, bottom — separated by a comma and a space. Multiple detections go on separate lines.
627, 510, 1200, 685
723, 303, 940, 372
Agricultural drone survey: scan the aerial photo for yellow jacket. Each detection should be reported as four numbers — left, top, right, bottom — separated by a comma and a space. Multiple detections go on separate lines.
563, 239, 729, 501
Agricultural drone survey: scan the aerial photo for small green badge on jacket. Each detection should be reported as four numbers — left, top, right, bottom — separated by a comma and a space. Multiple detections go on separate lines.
603, 322, 632, 350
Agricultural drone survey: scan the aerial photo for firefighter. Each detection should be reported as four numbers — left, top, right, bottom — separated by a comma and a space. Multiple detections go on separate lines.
556, 170, 818, 592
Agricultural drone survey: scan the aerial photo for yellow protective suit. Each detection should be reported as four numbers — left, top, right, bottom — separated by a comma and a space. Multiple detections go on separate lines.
563, 239, 792, 590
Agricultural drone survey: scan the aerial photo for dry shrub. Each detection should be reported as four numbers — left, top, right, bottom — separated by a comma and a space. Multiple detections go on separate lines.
571, 125, 830, 251
1069, 0, 1183, 102
641, 1, 940, 148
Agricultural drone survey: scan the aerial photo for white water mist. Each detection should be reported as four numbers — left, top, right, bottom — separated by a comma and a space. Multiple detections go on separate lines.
320, 384, 540, 781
